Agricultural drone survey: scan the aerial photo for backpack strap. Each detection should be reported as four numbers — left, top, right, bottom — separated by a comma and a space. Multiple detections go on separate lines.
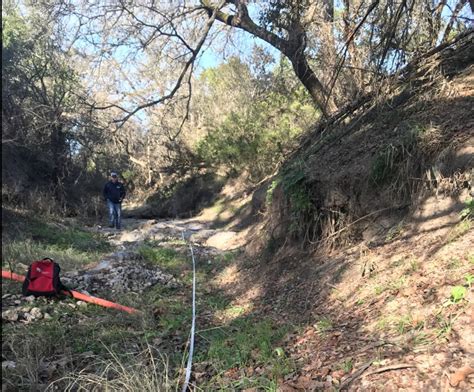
59, 281, 74, 297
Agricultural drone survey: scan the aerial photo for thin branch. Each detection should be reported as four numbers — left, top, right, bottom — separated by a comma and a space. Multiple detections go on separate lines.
113, 1, 225, 127
324, 0, 380, 111
170, 63, 194, 142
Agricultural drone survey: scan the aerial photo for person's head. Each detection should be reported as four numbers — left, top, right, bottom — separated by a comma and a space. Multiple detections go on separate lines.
110, 172, 118, 182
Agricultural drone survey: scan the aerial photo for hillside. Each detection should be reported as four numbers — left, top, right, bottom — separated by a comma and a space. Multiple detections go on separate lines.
189, 33, 474, 390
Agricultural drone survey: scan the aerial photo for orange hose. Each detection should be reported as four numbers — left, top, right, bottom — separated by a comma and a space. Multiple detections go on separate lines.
2, 269, 139, 314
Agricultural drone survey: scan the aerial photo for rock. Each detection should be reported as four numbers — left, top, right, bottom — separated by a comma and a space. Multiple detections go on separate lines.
14, 300, 21, 305
2, 294, 12, 299
22, 313, 35, 323
30, 307, 43, 319
24, 295, 36, 303
2, 361, 16, 369
2, 310, 19, 322
44, 313, 52, 320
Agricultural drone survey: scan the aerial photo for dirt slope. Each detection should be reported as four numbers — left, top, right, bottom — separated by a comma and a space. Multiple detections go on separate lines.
202, 34, 474, 391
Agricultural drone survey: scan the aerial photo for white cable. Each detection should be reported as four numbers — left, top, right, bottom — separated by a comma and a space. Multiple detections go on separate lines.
182, 231, 196, 392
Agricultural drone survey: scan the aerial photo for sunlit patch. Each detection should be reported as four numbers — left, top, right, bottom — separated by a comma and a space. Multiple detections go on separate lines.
215, 303, 254, 322
215, 264, 240, 286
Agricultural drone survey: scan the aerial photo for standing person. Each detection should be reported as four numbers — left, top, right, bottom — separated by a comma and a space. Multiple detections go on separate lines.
103, 172, 126, 229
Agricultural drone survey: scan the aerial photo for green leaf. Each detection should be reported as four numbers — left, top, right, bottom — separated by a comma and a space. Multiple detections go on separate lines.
450, 286, 466, 303
274, 347, 285, 357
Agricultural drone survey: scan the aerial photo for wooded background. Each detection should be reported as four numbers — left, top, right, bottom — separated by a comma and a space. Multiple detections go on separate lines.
2, 0, 472, 215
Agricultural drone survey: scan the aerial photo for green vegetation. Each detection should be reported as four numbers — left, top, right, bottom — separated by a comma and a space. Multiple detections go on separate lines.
339, 358, 354, 373
385, 221, 405, 242
460, 198, 474, 220
315, 317, 333, 334
370, 125, 423, 188
447, 219, 472, 243
2, 211, 110, 271
465, 273, 474, 288
195, 59, 318, 182
355, 299, 365, 306
197, 318, 293, 385
50, 346, 170, 391
374, 277, 406, 296
371, 143, 401, 185
406, 258, 421, 274
137, 244, 187, 274
266, 163, 317, 240
450, 286, 467, 303
435, 314, 454, 339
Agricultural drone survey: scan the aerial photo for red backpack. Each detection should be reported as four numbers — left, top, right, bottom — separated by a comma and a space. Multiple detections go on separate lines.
22, 258, 70, 297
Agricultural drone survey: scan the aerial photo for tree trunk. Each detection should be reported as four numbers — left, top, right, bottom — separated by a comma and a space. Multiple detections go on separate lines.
50, 124, 68, 207
201, 0, 338, 117
289, 53, 336, 117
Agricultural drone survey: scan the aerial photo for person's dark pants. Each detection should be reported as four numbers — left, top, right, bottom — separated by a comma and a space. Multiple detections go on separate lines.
107, 200, 122, 229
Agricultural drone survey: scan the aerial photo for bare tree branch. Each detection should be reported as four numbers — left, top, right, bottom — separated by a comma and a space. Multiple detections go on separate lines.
111, 0, 226, 128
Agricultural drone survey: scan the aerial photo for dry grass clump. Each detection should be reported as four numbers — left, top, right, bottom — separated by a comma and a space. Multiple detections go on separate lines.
48, 345, 173, 392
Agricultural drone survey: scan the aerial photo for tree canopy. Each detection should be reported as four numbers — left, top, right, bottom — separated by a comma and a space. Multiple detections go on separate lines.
2, 0, 472, 210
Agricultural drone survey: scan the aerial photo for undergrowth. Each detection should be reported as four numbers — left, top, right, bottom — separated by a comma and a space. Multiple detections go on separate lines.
196, 318, 294, 389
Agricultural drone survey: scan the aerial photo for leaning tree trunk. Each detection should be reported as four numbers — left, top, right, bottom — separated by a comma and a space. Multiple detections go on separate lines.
201, 0, 338, 117
289, 52, 337, 117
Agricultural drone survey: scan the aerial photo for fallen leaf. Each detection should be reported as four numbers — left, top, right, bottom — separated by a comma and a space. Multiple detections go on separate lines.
450, 366, 474, 387
332, 369, 345, 380
193, 372, 206, 383
318, 367, 331, 378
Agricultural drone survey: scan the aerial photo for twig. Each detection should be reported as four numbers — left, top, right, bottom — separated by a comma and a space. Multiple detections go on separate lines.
196, 325, 226, 333
364, 363, 417, 377
339, 360, 373, 390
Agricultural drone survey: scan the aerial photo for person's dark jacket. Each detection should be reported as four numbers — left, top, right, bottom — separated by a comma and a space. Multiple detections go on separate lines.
103, 181, 126, 203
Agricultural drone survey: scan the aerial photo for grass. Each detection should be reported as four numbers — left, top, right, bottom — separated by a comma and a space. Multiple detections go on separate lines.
446, 219, 472, 243
138, 244, 187, 274
216, 251, 239, 263
196, 317, 293, 388
2, 209, 111, 272
374, 276, 407, 296
204, 293, 231, 311
50, 345, 172, 392
220, 305, 247, 319
402, 257, 420, 275
2, 308, 157, 391
434, 314, 454, 340
315, 317, 333, 334
1, 210, 181, 391
385, 221, 405, 242
338, 358, 353, 373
